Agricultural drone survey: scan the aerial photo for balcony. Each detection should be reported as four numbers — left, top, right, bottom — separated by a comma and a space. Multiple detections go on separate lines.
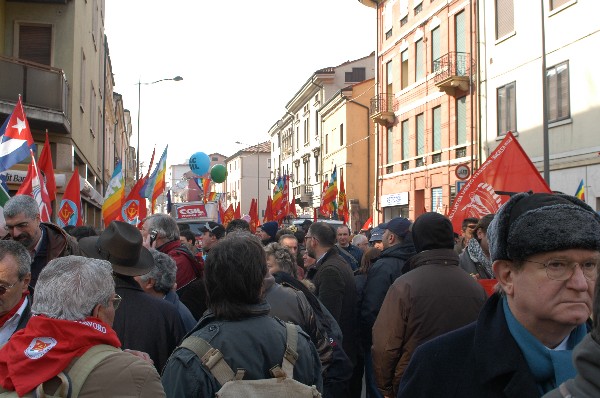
0, 56, 71, 133
293, 184, 313, 205
433, 52, 472, 94
369, 93, 395, 127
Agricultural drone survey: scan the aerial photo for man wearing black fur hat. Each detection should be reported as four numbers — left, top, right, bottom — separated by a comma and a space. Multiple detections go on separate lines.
372, 212, 486, 397
398, 193, 600, 398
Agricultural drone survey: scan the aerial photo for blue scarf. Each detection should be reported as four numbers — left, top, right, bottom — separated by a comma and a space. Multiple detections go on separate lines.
503, 297, 586, 394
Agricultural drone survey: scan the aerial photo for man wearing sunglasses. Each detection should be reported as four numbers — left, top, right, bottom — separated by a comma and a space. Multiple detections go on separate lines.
3, 195, 80, 289
399, 192, 600, 398
0, 241, 32, 345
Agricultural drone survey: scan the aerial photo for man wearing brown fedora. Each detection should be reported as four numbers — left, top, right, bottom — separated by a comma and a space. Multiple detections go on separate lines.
79, 221, 185, 372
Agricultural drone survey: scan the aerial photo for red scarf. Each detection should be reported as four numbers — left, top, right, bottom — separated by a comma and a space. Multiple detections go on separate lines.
0, 293, 28, 328
0, 315, 121, 396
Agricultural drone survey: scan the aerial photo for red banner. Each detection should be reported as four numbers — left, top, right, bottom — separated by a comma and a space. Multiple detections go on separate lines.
448, 132, 551, 233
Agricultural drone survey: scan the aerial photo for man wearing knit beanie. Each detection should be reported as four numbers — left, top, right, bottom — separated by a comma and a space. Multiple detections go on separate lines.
372, 212, 486, 397
398, 193, 600, 398
256, 221, 279, 246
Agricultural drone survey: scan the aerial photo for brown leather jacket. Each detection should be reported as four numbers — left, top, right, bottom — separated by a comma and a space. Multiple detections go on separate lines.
372, 248, 487, 397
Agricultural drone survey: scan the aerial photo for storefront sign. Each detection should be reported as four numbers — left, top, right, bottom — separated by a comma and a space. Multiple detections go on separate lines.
381, 192, 409, 207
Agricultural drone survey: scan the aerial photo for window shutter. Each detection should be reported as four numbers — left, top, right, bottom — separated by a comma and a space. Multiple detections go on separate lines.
402, 120, 410, 159
19, 25, 52, 65
416, 114, 424, 156
457, 96, 467, 144
495, 0, 514, 39
433, 106, 442, 151
455, 11, 466, 53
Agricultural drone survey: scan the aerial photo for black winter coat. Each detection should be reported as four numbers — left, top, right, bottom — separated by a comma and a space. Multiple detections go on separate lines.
398, 293, 591, 398
113, 276, 186, 372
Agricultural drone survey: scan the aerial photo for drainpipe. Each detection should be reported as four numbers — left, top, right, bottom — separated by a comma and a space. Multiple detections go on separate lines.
101, 35, 108, 196
374, 1, 381, 219
476, 0, 484, 164
469, 0, 475, 173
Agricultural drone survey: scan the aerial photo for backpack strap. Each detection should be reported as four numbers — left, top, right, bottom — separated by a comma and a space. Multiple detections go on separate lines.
281, 323, 299, 378
66, 345, 121, 397
179, 336, 242, 386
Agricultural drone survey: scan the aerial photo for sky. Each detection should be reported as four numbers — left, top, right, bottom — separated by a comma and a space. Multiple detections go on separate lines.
104, 1, 376, 174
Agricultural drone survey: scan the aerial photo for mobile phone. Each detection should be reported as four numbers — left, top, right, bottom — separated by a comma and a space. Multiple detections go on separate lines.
149, 229, 158, 245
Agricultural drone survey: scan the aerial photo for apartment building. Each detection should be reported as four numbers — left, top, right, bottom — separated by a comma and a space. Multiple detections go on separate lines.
225, 143, 270, 217
361, 0, 478, 223
269, 53, 375, 221
480, 0, 600, 209
0, 0, 129, 226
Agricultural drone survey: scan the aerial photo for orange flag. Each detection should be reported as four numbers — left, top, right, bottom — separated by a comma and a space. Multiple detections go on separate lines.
263, 195, 273, 223
249, 198, 259, 233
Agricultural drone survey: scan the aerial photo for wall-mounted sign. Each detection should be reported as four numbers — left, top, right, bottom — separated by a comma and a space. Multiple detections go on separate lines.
381, 192, 409, 207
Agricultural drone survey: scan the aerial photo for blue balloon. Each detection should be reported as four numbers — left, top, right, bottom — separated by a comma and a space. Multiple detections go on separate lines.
189, 152, 210, 176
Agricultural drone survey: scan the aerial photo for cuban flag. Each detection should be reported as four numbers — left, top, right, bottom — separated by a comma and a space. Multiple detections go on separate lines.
0, 97, 35, 172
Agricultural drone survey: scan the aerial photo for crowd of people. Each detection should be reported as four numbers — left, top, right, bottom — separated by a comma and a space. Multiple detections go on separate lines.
0, 192, 598, 397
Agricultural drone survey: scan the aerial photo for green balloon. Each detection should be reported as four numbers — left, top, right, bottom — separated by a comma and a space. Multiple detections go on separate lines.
210, 164, 227, 183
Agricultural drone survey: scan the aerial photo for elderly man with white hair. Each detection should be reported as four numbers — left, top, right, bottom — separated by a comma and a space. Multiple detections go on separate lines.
0, 256, 165, 396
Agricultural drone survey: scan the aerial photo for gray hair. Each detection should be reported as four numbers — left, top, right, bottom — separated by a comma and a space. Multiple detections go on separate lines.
278, 234, 298, 244
3, 195, 39, 219
32, 256, 114, 320
144, 214, 180, 241
352, 234, 368, 246
0, 240, 31, 279
138, 249, 177, 294
264, 242, 297, 278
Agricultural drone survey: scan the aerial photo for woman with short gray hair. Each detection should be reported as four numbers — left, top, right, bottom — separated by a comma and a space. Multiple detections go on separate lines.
264, 242, 297, 278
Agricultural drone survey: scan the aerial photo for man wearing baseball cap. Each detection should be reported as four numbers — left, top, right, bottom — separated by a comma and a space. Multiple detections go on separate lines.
199, 221, 225, 258
398, 193, 600, 397
359, 217, 417, 397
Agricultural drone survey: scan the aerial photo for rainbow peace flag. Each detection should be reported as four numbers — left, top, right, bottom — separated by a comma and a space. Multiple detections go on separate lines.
144, 146, 168, 203
102, 160, 124, 225
575, 179, 585, 200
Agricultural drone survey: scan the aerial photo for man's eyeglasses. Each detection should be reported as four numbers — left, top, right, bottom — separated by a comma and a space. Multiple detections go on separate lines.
4, 222, 29, 232
0, 280, 20, 295
112, 294, 122, 310
525, 259, 599, 281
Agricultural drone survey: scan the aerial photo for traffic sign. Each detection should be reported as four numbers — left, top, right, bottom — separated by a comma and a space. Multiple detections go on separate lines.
455, 164, 471, 180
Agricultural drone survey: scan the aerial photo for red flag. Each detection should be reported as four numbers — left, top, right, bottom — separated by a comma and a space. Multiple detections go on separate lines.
319, 181, 331, 217
38, 132, 56, 201
234, 202, 241, 219
17, 150, 51, 222
119, 177, 148, 228
57, 171, 83, 227
448, 132, 551, 234
361, 216, 373, 231
263, 195, 273, 223
249, 198, 259, 233
338, 171, 349, 223
222, 204, 235, 228
289, 196, 297, 219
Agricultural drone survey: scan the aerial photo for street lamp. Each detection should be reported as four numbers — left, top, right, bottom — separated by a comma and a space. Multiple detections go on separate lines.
136, 75, 183, 180
236, 141, 261, 216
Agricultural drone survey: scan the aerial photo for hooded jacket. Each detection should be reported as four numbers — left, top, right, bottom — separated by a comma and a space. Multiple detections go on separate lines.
371, 212, 487, 397
359, 237, 416, 345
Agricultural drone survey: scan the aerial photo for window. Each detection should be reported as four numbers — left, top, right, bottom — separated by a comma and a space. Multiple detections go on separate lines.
345, 67, 366, 82
457, 96, 467, 144
547, 61, 570, 122
497, 82, 516, 135
212, 156, 218, 161
384, 1, 393, 39
314, 156, 319, 182
386, 29, 393, 40
401, 119, 409, 159
456, 11, 466, 54
401, 16, 409, 27
431, 187, 443, 212
387, 127, 394, 163
80, 50, 86, 110
495, 0, 514, 39
432, 106, 441, 151
416, 113, 424, 156
414, 3, 422, 15
386, 60, 393, 95
340, 124, 344, 146
303, 161, 309, 184
401, 50, 409, 89
92, 0, 98, 48
415, 39, 424, 81
90, 83, 96, 136
431, 27, 441, 72
325, 134, 328, 154
550, 0, 570, 10
296, 127, 299, 151
19, 24, 52, 65
304, 119, 309, 144
267, 158, 271, 168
